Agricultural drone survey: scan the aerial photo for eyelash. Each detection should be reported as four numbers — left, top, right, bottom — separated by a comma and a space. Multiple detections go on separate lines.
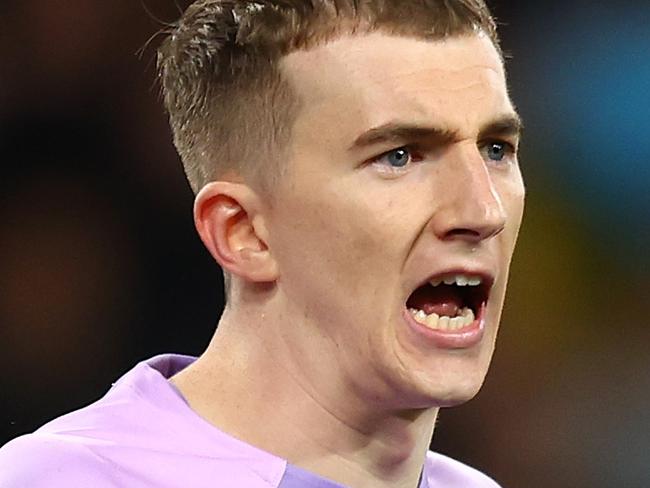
368, 146, 423, 174
479, 139, 518, 165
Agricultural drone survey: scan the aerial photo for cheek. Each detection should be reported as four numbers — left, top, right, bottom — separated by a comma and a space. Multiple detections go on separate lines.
270, 185, 409, 311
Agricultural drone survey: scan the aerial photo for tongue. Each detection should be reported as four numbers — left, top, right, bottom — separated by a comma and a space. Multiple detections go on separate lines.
408, 285, 463, 317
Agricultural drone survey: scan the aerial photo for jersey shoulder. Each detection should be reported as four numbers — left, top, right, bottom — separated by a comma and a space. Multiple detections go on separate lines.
0, 432, 117, 488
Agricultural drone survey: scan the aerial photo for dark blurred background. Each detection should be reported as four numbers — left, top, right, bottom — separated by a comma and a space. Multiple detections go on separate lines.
1, 1, 649, 486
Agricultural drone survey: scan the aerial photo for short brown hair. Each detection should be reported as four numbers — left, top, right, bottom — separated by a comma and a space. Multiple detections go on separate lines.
157, 0, 501, 195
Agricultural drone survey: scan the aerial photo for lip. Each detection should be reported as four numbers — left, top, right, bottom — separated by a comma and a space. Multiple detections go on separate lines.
402, 301, 487, 349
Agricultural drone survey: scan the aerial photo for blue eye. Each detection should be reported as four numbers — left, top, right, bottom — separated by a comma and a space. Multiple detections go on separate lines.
369, 146, 424, 175
487, 142, 505, 161
483, 141, 514, 163
383, 147, 412, 167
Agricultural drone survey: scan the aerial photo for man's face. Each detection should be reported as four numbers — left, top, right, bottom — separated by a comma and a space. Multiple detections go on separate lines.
264, 32, 524, 409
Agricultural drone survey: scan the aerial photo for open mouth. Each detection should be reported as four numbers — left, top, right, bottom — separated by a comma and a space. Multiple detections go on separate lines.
405, 273, 492, 332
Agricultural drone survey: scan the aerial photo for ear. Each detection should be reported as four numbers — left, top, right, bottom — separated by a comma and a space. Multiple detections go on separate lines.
193, 181, 278, 284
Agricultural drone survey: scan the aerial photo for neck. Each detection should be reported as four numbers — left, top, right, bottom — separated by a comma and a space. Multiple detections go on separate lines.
171, 306, 438, 488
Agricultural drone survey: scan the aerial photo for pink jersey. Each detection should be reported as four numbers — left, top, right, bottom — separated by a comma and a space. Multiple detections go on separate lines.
0, 355, 500, 487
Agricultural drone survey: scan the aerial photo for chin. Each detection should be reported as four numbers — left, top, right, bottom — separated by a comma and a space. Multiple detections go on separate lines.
398, 365, 489, 410
430, 383, 484, 408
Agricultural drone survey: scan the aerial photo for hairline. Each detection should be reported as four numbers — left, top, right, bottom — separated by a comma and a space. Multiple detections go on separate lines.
272, 28, 505, 168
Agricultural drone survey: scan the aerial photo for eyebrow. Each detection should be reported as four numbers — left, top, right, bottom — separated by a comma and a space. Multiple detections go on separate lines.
477, 114, 524, 140
350, 113, 523, 150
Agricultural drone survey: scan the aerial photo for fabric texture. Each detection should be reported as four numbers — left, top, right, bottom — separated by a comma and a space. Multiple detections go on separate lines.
0, 354, 500, 487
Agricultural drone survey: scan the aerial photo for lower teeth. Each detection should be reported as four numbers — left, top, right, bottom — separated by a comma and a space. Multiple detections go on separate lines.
408, 307, 475, 331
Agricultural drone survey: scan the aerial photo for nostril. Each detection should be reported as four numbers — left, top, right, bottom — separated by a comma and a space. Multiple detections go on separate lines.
443, 227, 483, 242
447, 228, 480, 238
443, 223, 504, 242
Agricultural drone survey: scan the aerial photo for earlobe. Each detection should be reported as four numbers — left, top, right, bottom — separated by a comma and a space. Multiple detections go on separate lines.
194, 182, 278, 284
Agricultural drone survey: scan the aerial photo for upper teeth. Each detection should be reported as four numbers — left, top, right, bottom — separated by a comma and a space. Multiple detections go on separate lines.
430, 274, 482, 287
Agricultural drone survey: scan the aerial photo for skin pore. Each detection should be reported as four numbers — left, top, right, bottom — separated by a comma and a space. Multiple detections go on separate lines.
170, 32, 525, 488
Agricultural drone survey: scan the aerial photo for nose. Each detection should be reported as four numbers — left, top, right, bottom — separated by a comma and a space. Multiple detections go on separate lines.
431, 147, 506, 244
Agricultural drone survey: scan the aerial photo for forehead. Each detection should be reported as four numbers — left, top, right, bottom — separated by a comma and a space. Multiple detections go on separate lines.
280, 32, 513, 147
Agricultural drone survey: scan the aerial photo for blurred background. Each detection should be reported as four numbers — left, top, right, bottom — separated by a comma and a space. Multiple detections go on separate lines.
1, 1, 648, 486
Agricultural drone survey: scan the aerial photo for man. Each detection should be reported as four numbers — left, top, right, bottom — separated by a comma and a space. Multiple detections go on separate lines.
0, 0, 524, 486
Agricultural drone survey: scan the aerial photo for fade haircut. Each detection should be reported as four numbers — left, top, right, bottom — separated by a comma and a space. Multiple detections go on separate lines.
157, 0, 502, 195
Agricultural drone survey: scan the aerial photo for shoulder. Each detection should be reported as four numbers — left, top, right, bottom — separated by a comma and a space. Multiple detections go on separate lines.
0, 432, 116, 488
423, 451, 501, 488
0, 355, 287, 488
0, 429, 283, 488
0, 357, 162, 488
